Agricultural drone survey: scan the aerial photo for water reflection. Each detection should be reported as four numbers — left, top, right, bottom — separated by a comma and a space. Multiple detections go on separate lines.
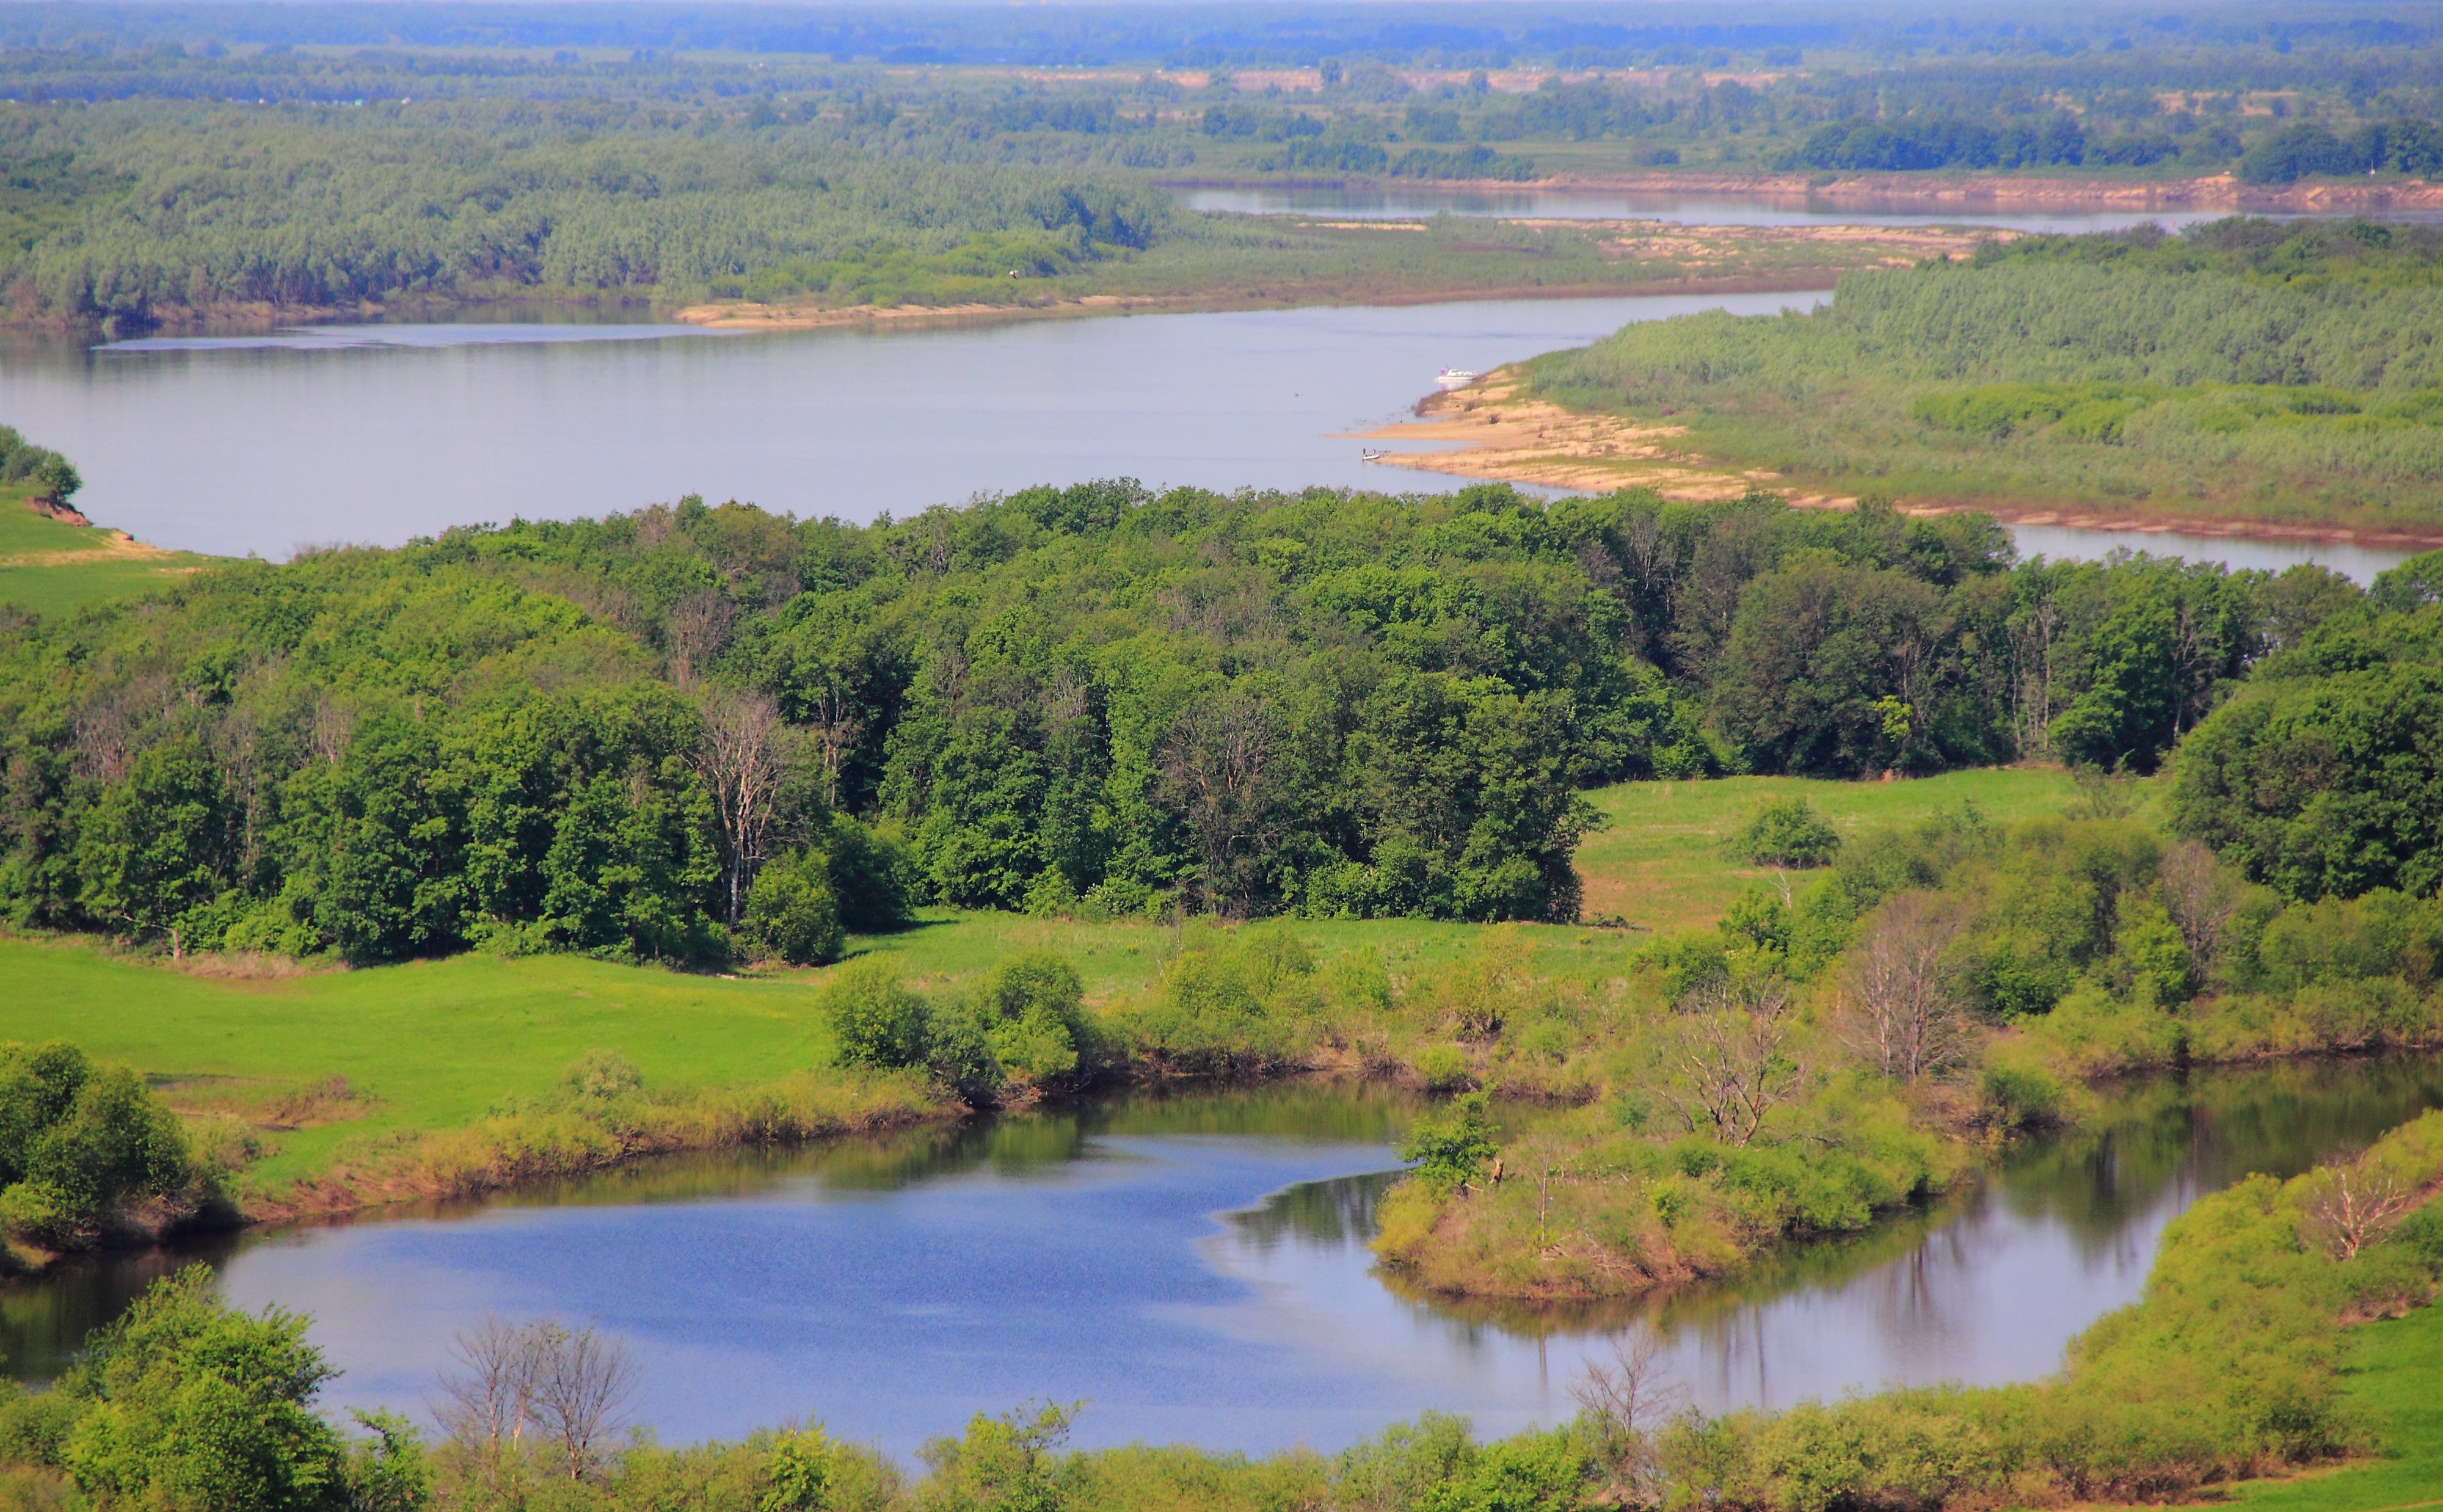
2012, 522, 2411, 585
4, 1059, 2436, 1456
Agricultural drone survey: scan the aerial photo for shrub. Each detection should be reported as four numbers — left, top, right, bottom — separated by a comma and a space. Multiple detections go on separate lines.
745, 850, 846, 966
817, 960, 931, 1072
978, 951, 1099, 1089
1414, 1044, 1476, 1093
59, 1267, 351, 1512
1731, 799, 1843, 868
1122, 926, 1321, 1075
560, 1050, 644, 1102
0, 1044, 199, 1252
1399, 1092, 1499, 1192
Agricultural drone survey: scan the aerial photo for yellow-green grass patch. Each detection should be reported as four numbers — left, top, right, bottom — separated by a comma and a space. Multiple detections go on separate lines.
2230, 1301, 2443, 1511
0, 492, 220, 617
1575, 766, 2099, 934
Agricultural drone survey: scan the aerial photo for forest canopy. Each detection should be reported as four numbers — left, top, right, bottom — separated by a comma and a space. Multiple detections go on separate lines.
0, 481, 2383, 964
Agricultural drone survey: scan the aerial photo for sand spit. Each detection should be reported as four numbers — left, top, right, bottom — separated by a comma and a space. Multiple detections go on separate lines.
1358, 370, 2443, 553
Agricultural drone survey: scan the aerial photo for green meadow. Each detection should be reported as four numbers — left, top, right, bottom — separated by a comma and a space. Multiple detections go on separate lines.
0, 494, 214, 618
1576, 766, 2089, 932
0, 766, 2089, 1189
2232, 1301, 2443, 1512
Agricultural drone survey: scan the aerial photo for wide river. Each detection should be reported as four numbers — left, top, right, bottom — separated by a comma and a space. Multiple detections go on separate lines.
9, 1057, 2441, 1456
0, 291, 2413, 581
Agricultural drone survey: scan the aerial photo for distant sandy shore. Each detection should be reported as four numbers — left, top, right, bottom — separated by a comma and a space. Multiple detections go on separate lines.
1356, 370, 2443, 553
670, 220, 2001, 332
1189, 169, 2443, 217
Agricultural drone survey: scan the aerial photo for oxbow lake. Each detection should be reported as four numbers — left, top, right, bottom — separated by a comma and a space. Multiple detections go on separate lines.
0, 289, 2414, 581
10, 1058, 2442, 1458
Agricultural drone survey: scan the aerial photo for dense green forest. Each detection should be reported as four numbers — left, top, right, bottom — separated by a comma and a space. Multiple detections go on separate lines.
5, 1, 2443, 327
0, 478, 2381, 966
1527, 217, 2443, 530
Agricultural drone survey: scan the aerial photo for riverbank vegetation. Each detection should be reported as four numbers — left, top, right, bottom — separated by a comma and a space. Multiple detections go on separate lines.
1526, 217, 2443, 533
3, 1094, 2441, 1511
6, 1, 2443, 330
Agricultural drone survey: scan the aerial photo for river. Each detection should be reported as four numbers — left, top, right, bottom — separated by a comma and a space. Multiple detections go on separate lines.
0, 294, 2411, 582
8, 1056, 2439, 1457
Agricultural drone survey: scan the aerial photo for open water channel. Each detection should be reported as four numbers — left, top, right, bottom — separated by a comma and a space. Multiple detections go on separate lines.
0, 266, 2420, 580
8, 1057, 2442, 1456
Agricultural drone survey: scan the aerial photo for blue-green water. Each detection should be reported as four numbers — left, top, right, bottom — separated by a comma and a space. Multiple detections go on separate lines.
7, 1058, 2440, 1457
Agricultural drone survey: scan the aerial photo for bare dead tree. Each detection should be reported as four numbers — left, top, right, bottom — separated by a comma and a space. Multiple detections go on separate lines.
696, 689, 788, 926
2008, 591, 2064, 759
2299, 1158, 2417, 1262
2158, 839, 2239, 978
73, 673, 171, 785
665, 589, 736, 688
435, 1317, 540, 1455
1571, 1328, 1686, 1508
1843, 892, 1971, 1082
1657, 976, 1799, 1147
308, 692, 355, 768
525, 1322, 642, 1481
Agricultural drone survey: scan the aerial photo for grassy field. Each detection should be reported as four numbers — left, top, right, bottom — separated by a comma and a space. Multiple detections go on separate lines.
1576, 766, 2091, 932
0, 766, 2099, 1193
2229, 1302, 2443, 1512
0, 493, 216, 617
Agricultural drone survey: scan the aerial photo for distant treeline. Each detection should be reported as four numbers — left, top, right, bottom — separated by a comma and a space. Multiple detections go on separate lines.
2240, 118, 2443, 182
0, 477, 2390, 964
0, 2, 2429, 71
0, 105, 1183, 326
6, 28, 2443, 330
1529, 218, 2443, 529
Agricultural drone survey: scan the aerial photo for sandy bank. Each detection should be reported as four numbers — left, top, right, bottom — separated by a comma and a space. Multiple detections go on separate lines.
1208, 168, 2443, 217
1360, 370, 2443, 553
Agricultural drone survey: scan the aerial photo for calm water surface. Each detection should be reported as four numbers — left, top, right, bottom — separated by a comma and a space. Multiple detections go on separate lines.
1, 294, 1813, 561
7, 1059, 2440, 1456
1, 291, 2414, 580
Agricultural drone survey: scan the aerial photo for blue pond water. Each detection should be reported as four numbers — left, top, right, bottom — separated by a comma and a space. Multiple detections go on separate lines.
12, 1062, 2442, 1458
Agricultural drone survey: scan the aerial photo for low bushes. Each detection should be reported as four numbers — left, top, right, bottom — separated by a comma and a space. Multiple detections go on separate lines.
0, 1041, 222, 1264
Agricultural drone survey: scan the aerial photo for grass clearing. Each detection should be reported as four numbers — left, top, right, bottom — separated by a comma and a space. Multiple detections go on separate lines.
2228, 1301, 2443, 1511
0, 493, 217, 617
1575, 766, 2094, 932
0, 766, 2094, 1195
0, 939, 839, 1187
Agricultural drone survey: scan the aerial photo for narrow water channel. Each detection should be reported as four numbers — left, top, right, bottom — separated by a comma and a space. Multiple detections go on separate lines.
7, 1056, 2439, 1456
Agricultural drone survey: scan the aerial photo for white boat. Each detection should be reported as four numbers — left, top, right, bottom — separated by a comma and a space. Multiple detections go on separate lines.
1435, 368, 1477, 388
1360, 448, 1388, 462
